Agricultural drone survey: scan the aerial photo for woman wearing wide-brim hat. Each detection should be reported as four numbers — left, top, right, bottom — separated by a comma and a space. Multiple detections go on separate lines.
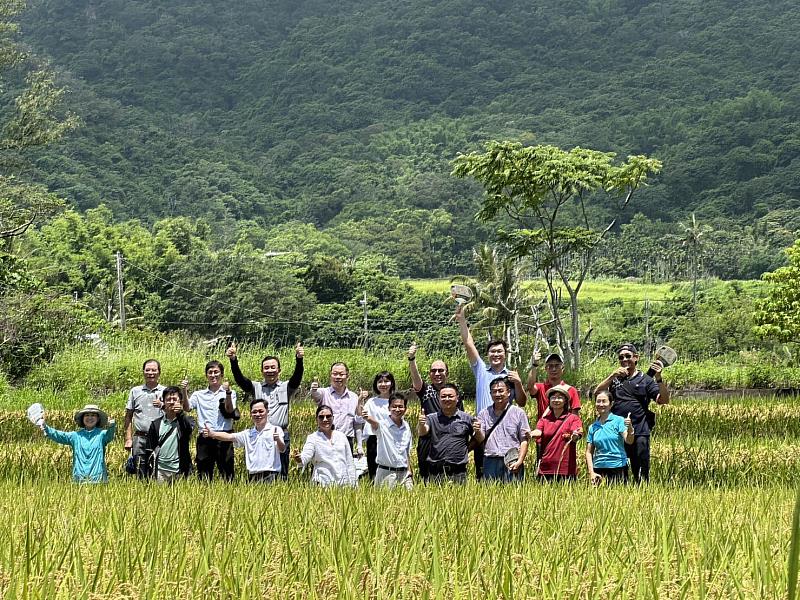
36, 404, 116, 483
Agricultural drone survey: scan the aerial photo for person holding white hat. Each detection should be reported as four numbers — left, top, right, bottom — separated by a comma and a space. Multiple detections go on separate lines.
37, 404, 116, 483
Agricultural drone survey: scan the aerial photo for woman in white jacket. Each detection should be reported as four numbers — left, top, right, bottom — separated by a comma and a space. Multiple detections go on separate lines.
293, 405, 357, 487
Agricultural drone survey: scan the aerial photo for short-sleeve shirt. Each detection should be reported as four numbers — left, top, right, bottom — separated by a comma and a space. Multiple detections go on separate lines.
415, 382, 464, 414
126, 384, 165, 433
609, 371, 660, 436
535, 412, 583, 476
252, 381, 293, 429
232, 425, 284, 473
374, 416, 412, 469
471, 358, 514, 414
477, 404, 530, 457
424, 410, 475, 466
530, 381, 581, 419
157, 417, 180, 474
586, 414, 628, 469
313, 387, 359, 437
363, 397, 389, 437
188, 387, 238, 432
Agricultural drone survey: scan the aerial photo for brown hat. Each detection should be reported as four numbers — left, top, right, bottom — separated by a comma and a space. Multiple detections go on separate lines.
74, 404, 109, 428
546, 384, 572, 410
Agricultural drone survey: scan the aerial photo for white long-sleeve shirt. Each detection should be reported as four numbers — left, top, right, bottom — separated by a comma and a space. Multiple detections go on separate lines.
300, 430, 357, 487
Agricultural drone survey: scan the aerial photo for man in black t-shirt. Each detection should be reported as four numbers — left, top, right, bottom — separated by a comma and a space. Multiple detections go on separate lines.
595, 343, 670, 483
408, 343, 464, 480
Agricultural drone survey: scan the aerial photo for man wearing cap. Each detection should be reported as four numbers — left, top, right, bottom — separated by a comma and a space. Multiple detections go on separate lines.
476, 377, 530, 482
407, 342, 464, 480
226, 342, 303, 480
526, 351, 581, 419
38, 404, 116, 483
454, 303, 527, 479
123, 359, 165, 477
595, 343, 670, 483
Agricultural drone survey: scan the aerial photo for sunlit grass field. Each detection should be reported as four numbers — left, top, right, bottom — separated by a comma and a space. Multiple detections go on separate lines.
1, 335, 798, 598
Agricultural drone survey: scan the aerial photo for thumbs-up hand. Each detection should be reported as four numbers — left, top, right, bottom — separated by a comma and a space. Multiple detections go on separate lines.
222, 380, 231, 393
202, 423, 211, 438
358, 388, 369, 402
472, 418, 481, 434
310, 378, 319, 392
408, 342, 417, 360
624, 412, 632, 428
295, 341, 304, 359
226, 342, 237, 358
273, 428, 280, 442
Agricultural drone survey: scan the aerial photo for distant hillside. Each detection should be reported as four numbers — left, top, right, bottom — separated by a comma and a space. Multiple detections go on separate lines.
18, 0, 800, 275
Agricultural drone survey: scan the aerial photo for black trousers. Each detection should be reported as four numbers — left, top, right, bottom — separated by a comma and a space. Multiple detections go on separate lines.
625, 435, 651, 483
278, 430, 290, 480
366, 435, 378, 480
417, 436, 431, 479
196, 436, 234, 481
473, 443, 484, 480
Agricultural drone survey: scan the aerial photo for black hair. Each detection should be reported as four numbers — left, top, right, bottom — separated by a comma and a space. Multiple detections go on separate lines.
330, 362, 349, 375
388, 392, 407, 408
250, 398, 268, 411
438, 382, 460, 397
316, 404, 335, 430
485, 339, 508, 353
261, 355, 281, 370
143, 358, 161, 371
162, 385, 182, 399
489, 376, 511, 392
372, 371, 396, 395
205, 360, 224, 374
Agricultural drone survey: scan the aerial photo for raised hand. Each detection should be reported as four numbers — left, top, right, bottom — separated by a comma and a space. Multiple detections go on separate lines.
273, 429, 280, 442
222, 380, 231, 393
624, 412, 633, 432
507, 370, 522, 384
472, 418, 481, 434
295, 341, 304, 359
358, 388, 369, 402
408, 342, 417, 361
614, 367, 629, 379
225, 342, 237, 359
310, 378, 319, 392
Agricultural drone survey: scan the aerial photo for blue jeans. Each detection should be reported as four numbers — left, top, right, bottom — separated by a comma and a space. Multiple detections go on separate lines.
483, 456, 524, 482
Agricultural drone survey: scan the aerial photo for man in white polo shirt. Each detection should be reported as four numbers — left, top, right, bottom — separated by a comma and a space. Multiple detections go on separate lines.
362, 392, 413, 489
185, 360, 238, 481
202, 398, 285, 483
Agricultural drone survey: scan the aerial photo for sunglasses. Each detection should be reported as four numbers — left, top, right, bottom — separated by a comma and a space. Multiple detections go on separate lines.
618, 354, 633, 360
317, 414, 333, 421
430, 368, 446, 373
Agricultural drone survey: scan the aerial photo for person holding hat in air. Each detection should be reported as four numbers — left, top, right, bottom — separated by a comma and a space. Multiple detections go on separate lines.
595, 343, 669, 483
526, 350, 582, 419
36, 404, 116, 483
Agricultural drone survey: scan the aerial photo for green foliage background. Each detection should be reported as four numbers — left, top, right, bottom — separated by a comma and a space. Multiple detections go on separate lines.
12, 0, 800, 277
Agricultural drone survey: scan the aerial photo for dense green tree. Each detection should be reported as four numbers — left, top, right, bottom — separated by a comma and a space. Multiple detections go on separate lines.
754, 239, 800, 342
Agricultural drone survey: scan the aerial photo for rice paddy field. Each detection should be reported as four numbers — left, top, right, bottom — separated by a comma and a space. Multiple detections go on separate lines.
1, 341, 799, 598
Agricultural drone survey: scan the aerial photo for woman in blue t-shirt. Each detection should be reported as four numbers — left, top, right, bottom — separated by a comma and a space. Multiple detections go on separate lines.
585, 391, 634, 485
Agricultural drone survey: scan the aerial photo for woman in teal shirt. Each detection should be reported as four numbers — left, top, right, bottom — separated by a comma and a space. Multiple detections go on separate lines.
585, 391, 634, 485
39, 404, 116, 483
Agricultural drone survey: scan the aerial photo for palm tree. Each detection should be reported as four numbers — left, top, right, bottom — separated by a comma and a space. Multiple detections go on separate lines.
679, 213, 713, 304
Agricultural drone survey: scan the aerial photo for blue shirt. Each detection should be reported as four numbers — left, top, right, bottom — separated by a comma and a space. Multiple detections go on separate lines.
471, 358, 514, 414
586, 414, 628, 469
45, 424, 116, 483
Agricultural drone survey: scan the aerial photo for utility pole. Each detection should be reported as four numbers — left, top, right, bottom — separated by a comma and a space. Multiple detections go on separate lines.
360, 291, 368, 348
116, 251, 126, 331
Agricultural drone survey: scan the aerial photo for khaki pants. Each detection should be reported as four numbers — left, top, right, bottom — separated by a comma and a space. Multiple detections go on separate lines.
374, 466, 413, 490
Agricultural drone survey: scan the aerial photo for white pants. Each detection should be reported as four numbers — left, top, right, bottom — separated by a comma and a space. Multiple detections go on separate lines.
374, 466, 413, 490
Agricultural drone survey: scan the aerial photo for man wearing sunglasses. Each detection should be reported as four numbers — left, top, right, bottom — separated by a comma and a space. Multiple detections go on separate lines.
595, 343, 670, 483
408, 342, 464, 480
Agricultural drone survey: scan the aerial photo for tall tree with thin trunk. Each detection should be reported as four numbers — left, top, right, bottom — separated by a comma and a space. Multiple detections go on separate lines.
453, 141, 661, 369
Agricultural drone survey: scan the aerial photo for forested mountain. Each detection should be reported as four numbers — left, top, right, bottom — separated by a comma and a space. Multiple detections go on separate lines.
18, 0, 800, 276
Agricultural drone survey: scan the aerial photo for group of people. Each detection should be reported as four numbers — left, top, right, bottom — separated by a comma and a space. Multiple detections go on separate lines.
35, 307, 669, 486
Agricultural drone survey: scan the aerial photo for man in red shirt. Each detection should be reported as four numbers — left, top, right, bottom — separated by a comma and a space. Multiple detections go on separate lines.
526, 351, 581, 419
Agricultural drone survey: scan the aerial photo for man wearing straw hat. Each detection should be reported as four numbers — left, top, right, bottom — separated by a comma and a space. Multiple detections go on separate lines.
37, 404, 116, 483
123, 358, 165, 477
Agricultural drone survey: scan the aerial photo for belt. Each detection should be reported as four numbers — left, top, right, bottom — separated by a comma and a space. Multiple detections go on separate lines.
377, 464, 408, 473
428, 462, 466, 475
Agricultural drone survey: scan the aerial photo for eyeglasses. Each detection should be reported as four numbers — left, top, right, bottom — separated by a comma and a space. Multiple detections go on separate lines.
430, 368, 446, 373
317, 414, 333, 421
